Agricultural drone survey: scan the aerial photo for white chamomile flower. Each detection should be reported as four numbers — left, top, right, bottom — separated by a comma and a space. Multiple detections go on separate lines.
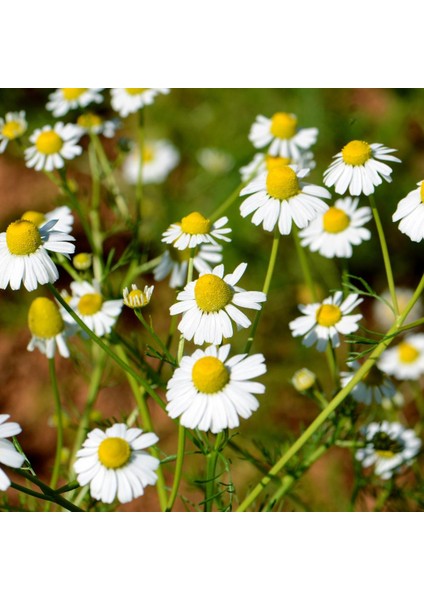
27, 297, 72, 359
299, 196, 372, 258
372, 287, 423, 331
0, 414, 25, 491
21, 205, 73, 234
123, 284, 154, 308
162, 212, 231, 250
122, 140, 180, 185
291, 368, 317, 393
61, 280, 123, 337
392, 180, 424, 242
74, 423, 160, 504
0, 219, 75, 292
197, 148, 234, 175
240, 152, 315, 182
46, 88, 104, 117
239, 165, 331, 235
323, 140, 401, 196
378, 334, 424, 380
249, 112, 318, 160
170, 263, 266, 346
166, 344, 266, 433
110, 88, 170, 118
355, 421, 421, 480
76, 112, 119, 138
24, 123, 82, 171
153, 243, 223, 289
289, 291, 363, 352
340, 361, 396, 405
0, 111, 27, 152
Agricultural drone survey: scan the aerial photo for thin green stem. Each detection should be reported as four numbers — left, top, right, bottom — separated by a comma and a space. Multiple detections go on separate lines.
208, 163, 263, 222
88, 138, 104, 281
292, 225, 317, 302
48, 358, 63, 496
135, 310, 175, 364
13, 470, 83, 512
204, 432, 224, 512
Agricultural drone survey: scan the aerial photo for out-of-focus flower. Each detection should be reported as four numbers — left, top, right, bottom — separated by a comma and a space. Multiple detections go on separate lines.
154, 244, 223, 289
340, 361, 396, 405
0, 414, 25, 491
392, 180, 424, 242
122, 140, 179, 185
0, 111, 27, 152
378, 334, 424, 380
110, 88, 169, 117
46, 88, 104, 117
291, 368, 316, 393
197, 148, 234, 175
249, 112, 318, 160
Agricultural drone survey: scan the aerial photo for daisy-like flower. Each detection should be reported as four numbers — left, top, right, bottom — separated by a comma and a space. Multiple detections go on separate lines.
61, 280, 123, 337
110, 88, 170, 118
355, 421, 421, 480
122, 140, 180, 185
291, 368, 317, 393
0, 219, 75, 292
76, 112, 119, 139
73, 252, 92, 271
0, 111, 27, 152
74, 423, 160, 504
153, 243, 223, 289
392, 180, 424, 242
249, 112, 318, 160
239, 165, 331, 235
123, 284, 154, 308
372, 287, 423, 331
166, 344, 266, 433
21, 205, 73, 234
0, 414, 25, 491
240, 152, 315, 182
46, 88, 104, 117
170, 263, 266, 346
24, 123, 82, 171
340, 361, 397, 405
27, 297, 72, 358
323, 140, 401, 196
289, 291, 363, 352
299, 196, 372, 258
162, 212, 231, 250
378, 334, 424, 380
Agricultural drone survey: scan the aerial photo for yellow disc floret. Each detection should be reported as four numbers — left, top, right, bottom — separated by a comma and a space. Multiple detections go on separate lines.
398, 342, 419, 363
420, 181, 424, 203
266, 166, 300, 200
125, 88, 148, 95
192, 356, 230, 394
265, 155, 292, 171
98, 437, 131, 469
194, 274, 233, 312
62, 88, 87, 101
35, 130, 63, 155
73, 253, 92, 270
270, 112, 297, 140
77, 113, 102, 130
6, 220, 42, 255
28, 297, 64, 338
180, 212, 211, 235
316, 304, 342, 327
78, 293, 103, 316
2, 120, 25, 140
142, 146, 154, 162
21, 210, 45, 227
323, 207, 350, 233
341, 140, 372, 166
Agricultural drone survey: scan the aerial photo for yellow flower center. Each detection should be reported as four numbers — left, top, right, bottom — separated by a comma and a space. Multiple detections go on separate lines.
98, 437, 131, 469
420, 181, 424, 203
21, 210, 45, 227
78, 293, 103, 316
398, 341, 419, 363
376, 450, 395, 458
6, 220, 42, 255
266, 166, 300, 200
62, 88, 87, 101
28, 297, 64, 338
323, 207, 350, 233
341, 140, 372, 166
180, 212, 211, 235
73, 253, 92, 270
270, 112, 297, 140
316, 304, 342, 327
125, 88, 148, 95
77, 113, 102, 129
2, 120, 25, 140
192, 356, 230, 394
194, 274, 233, 312
124, 289, 150, 308
265, 155, 292, 171
35, 130, 63, 155
142, 146, 154, 162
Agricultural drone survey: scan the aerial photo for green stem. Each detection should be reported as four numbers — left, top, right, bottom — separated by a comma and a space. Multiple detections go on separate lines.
204, 432, 224, 512
135, 310, 175, 364
292, 225, 317, 302
88, 138, 104, 281
13, 470, 83, 512
48, 358, 63, 495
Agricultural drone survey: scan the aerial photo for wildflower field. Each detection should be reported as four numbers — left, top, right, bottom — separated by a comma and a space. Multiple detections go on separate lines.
1, 87, 424, 513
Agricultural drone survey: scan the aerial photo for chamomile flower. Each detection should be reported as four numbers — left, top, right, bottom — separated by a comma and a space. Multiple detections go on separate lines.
239, 165, 331, 235
323, 140, 401, 196
240, 152, 315, 182
355, 421, 421, 480
166, 344, 266, 433
0, 414, 25, 491
21, 205, 74, 234
24, 123, 82, 171
291, 368, 317, 393
46, 88, 104, 117
299, 196, 372, 258
340, 361, 396, 405
0, 219, 75, 292
122, 140, 180, 185
76, 112, 119, 139
61, 280, 123, 337
372, 287, 423, 331
0, 111, 27, 152
27, 297, 71, 359
162, 212, 231, 250
378, 334, 424, 380
123, 284, 154, 308
153, 243, 223, 289
289, 291, 363, 352
74, 423, 160, 504
170, 263, 266, 346
249, 112, 318, 159
110, 88, 170, 118
392, 180, 424, 242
